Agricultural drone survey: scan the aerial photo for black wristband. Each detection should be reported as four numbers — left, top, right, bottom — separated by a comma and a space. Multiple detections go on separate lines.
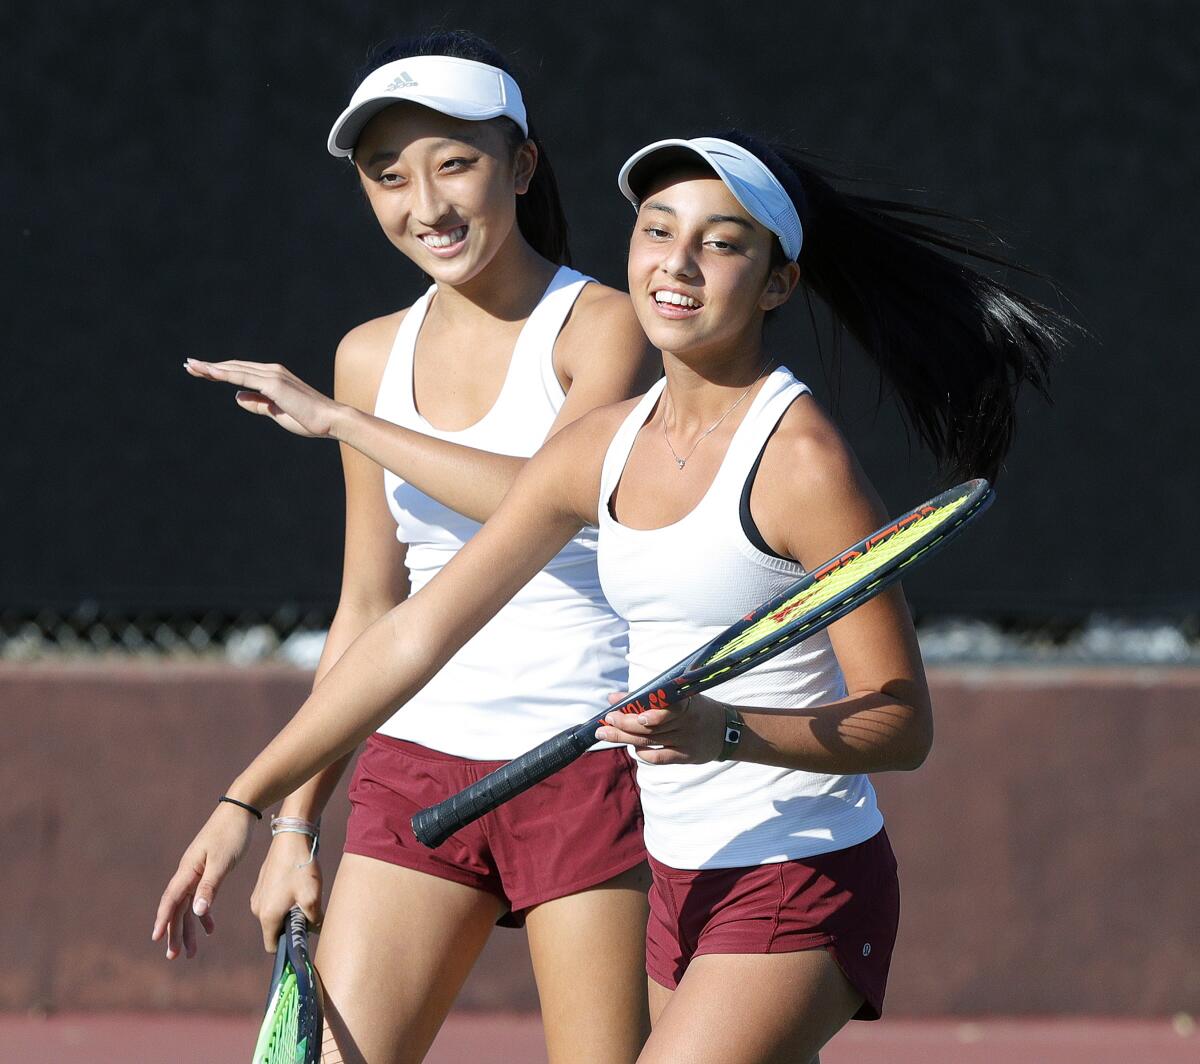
219, 795, 263, 820
717, 704, 744, 762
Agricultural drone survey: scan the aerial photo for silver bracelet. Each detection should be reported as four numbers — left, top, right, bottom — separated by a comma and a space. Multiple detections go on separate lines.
270, 816, 320, 868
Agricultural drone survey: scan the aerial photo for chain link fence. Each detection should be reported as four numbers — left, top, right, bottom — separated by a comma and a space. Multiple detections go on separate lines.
0, 605, 333, 667
3, 607, 1198, 667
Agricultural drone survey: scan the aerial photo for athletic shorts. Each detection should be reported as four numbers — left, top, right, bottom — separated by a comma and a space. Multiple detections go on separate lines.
645, 829, 899, 1019
344, 734, 646, 927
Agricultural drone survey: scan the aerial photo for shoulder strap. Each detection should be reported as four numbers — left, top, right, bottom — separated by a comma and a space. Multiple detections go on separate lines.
510, 266, 594, 404
598, 380, 666, 523
373, 284, 436, 420
718, 367, 811, 483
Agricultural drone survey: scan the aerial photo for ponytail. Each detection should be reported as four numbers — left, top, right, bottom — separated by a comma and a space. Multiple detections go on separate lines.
720, 130, 1068, 483
510, 125, 571, 266
357, 31, 571, 266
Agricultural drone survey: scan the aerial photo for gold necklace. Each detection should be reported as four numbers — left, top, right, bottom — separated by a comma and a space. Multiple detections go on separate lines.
661, 360, 773, 471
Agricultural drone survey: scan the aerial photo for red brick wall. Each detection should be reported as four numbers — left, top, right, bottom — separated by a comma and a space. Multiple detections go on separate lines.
2, 664, 1196, 1015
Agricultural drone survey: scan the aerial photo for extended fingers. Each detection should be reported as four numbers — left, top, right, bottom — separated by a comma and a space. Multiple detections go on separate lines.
184, 360, 259, 388
181, 907, 197, 959
185, 359, 287, 389
193, 854, 233, 920
153, 864, 201, 951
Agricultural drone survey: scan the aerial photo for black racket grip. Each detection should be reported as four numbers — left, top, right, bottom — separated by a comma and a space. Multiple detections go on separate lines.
412, 717, 600, 848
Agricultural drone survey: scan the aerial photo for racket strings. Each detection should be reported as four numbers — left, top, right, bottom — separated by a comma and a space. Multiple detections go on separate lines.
688, 530, 949, 693
707, 493, 977, 662
253, 968, 302, 1063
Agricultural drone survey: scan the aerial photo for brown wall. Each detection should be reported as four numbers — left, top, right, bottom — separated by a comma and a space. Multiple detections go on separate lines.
1, 664, 1196, 1016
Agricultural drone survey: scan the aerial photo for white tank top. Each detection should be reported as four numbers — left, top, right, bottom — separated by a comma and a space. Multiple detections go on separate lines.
597, 367, 883, 869
374, 266, 629, 758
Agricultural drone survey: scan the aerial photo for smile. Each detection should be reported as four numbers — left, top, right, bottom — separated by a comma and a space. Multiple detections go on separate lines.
419, 225, 468, 252
652, 288, 703, 317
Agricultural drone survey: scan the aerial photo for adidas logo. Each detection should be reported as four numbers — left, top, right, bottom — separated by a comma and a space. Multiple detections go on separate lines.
386, 72, 418, 91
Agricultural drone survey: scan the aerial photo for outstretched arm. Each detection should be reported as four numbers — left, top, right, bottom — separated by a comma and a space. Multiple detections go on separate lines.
152, 402, 624, 957
185, 290, 656, 523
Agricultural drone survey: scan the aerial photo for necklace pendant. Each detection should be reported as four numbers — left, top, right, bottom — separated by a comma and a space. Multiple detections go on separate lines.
675, 457, 687, 470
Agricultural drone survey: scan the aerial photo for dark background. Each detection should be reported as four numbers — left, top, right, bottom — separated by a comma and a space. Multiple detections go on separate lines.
4, 1, 1195, 619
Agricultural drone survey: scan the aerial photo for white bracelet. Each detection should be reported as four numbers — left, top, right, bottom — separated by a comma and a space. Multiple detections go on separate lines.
270, 817, 320, 868
270, 815, 319, 835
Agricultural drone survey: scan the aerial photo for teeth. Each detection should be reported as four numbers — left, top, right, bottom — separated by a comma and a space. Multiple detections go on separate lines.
422, 226, 467, 248
655, 291, 699, 308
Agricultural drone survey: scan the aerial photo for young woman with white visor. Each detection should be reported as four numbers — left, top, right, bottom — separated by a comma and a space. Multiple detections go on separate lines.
173, 30, 657, 1064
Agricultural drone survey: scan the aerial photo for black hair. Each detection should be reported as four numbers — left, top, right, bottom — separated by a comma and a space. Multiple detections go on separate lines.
355, 30, 571, 266
711, 130, 1068, 484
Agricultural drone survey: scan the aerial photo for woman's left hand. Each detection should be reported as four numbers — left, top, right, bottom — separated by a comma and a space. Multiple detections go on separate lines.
185, 359, 342, 439
596, 691, 728, 765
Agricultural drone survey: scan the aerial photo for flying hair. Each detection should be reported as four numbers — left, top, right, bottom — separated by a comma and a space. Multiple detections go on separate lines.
714, 129, 1071, 483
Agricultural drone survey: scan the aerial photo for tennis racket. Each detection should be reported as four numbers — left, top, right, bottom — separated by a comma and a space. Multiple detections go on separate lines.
412, 478, 994, 849
251, 906, 323, 1064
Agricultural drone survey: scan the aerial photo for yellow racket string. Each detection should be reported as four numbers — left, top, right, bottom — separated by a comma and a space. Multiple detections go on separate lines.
705, 493, 974, 663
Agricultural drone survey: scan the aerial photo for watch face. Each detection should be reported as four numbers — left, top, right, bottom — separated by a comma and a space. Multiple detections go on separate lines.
725, 724, 742, 743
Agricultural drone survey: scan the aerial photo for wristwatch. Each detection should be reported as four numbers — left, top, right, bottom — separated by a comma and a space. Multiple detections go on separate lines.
717, 703, 744, 761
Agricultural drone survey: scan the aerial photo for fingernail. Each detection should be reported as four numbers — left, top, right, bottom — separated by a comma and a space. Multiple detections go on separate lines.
638, 715, 649, 726
193, 897, 208, 916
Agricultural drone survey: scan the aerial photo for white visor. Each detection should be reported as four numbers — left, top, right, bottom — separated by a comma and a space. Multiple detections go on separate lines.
327, 55, 528, 158
617, 137, 804, 261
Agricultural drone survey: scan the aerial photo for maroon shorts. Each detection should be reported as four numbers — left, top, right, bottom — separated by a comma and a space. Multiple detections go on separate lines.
344, 735, 646, 927
645, 829, 899, 1019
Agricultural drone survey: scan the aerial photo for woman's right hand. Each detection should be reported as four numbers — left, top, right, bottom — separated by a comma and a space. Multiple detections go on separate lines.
184, 359, 344, 439
152, 801, 257, 960
250, 832, 325, 952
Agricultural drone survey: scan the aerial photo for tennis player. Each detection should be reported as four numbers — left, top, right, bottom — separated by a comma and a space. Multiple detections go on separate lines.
175, 31, 658, 1064
156, 132, 1064, 1062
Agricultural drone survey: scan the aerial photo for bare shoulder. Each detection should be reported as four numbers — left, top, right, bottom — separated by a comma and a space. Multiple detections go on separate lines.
755, 393, 888, 564
333, 308, 409, 409
548, 393, 645, 458
566, 281, 640, 327
765, 394, 865, 495
556, 282, 655, 377
530, 394, 646, 523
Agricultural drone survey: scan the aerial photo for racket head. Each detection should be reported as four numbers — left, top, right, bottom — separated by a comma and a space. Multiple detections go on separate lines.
670, 478, 994, 695
251, 907, 323, 1064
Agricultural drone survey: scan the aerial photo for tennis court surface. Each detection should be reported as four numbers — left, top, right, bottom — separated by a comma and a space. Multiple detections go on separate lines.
1, 1013, 1194, 1062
